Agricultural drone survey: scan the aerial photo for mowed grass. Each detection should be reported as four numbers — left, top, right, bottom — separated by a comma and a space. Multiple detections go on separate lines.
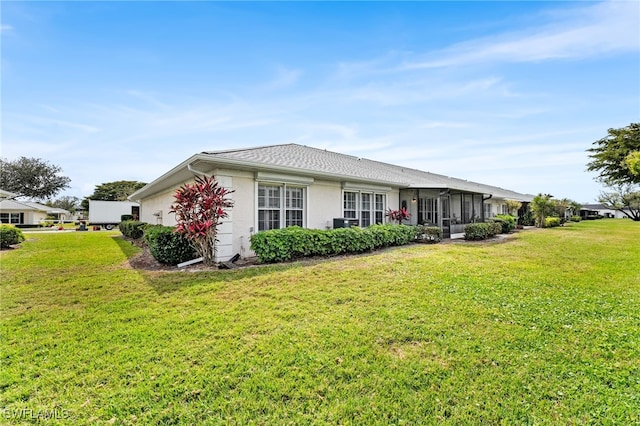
1, 221, 639, 425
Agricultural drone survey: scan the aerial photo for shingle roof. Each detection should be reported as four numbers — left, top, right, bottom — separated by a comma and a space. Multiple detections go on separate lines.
0, 189, 19, 199
202, 143, 533, 201
0, 199, 70, 214
0, 199, 44, 211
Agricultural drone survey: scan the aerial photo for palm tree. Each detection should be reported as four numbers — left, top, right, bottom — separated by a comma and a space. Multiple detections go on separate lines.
530, 194, 555, 227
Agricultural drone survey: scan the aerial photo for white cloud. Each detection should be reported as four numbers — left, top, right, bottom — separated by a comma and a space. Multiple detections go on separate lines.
265, 66, 303, 90
403, 1, 639, 69
1, 24, 14, 32
8, 114, 100, 134
420, 121, 470, 130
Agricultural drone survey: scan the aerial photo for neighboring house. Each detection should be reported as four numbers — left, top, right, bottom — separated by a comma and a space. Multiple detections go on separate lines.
129, 144, 534, 261
0, 198, 71, 225
0, 189, 19, 200
579, 204, 628, 219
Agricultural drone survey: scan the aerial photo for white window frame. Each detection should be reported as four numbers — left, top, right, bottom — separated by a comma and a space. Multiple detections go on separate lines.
0, 213, 21, 224
342, 190, 387, 227
285, 186, 305, 227
257, 182, 307, 231
484, 203, 492, 218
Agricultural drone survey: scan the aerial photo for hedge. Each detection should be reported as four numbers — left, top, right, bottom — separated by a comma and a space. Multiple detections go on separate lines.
494, 214, 516, 234
119, 220, 147, 239
464, 222, 502, 240
0, 225, 25, 249
544, 217, 562, 228
143, 225, 198, 265
250, 224, 416, 263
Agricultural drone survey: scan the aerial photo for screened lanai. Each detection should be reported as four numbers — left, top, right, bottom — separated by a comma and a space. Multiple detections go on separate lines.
400, 188, 487, 238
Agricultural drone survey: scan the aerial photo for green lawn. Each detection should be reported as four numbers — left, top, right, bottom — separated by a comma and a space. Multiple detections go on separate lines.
1, 220, 639, 425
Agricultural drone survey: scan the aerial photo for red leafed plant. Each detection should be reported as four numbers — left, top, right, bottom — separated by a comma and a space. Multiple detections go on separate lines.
170, 175, 234, 265
386, 207, 411, 224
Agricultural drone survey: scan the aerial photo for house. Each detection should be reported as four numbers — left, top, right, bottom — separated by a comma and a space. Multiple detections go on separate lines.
579, 204, 628, 219
0, 198, 71, 226
129, 144, 534, 261
0, 189, 19, 200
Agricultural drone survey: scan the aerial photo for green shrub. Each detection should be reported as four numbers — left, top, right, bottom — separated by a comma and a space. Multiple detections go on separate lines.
494, 214, 516, 233
414, 225, 442, 243
121, 214, 134, 222
119, 220, 147, 239
520, 211, 535, 226
544, 217, 562, 228
570, 216, 582, 222
464, 222, 501, 240
250, 224, 415, 263
0, 225, 26, 249
143, 225, 197, 265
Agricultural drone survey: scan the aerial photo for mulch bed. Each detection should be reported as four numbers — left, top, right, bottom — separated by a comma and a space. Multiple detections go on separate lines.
123, 230, 526, 272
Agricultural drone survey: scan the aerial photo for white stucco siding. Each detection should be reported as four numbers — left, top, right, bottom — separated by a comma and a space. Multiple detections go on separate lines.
32, 211, 47, 224
138, 167, 404, 261
232, 176, 256, 259
213, 170, 254, 260
307, 180, 342, 230
486, 199, 506, 217
138, 189, 178, 226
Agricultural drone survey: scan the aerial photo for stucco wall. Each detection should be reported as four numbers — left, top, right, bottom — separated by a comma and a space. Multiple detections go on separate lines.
307, 180, 342, 230
139, 189, 178, 227
32, 211, 47, 224
138, 170, 402, 262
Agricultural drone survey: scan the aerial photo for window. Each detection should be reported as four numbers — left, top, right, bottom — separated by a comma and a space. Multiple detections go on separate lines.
343, 192, 357, 219
463, 194, 473, 223
0, 213, 21, 224
501, 204, 509, 215
343, 191, 386, 226
286, 187, 304, 227
258, 184, 305, 231
360, 193, 371, 227
484, 203, 492, 218
375, 194, 385, 224
258, 185, 281, 231
420, 197, 438, 224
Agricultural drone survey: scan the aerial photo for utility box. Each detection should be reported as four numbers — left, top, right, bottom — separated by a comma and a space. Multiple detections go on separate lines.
333, 218, 359, 228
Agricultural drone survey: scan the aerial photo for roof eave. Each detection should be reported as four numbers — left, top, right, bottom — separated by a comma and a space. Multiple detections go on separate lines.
130, 153, 406, 200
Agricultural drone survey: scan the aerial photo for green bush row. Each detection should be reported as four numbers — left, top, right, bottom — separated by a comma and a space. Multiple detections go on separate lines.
493, 214, 516, 233
570, 215, 582, 222
143, 225, 198, 265
464, 222, 502, 240
544, 217, 562, 228
250, 224, 416, 263
119, 220, 148, 239
0, 225, 25, 249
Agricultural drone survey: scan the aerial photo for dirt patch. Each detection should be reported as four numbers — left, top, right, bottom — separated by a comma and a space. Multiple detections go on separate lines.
122, 236, 258, 272
127, 245, 177, 271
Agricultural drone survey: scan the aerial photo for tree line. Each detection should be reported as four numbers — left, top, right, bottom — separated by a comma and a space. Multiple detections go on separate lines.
0, 157, 145, 214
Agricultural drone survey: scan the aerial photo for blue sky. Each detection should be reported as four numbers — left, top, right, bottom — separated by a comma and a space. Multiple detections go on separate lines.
2, 1, 639, 203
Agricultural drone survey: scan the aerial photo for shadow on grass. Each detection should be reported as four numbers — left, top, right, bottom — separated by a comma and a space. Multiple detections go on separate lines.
111, 234, 141, 258
110, 234, 306, 294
